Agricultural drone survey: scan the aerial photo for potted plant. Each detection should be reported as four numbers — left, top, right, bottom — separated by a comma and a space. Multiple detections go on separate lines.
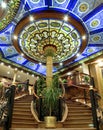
84, 75, 90, 84
41, 75, 62, 128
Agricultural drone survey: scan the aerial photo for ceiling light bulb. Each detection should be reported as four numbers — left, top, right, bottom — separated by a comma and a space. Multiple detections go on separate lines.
39, 62, 42, 65
13, 35, 17, 40
67, 72, 71, 75
21, 53, 24, 56
1, 1, 7, 9
7, 71, 10, 74
82, 35, 86, 40
60, 62, 63, 66
1, 62, 4, 65
77, 53, 80, 57
29, 16, 34, 22
15, 68, 18, 71
21, 70, 23, 73
64, 15, 68, 21
32, 74, 34, 77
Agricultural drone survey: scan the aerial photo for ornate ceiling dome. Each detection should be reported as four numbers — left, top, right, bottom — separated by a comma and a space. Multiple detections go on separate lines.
13, 10, 88, 65
0, 0, 103, 75
0, 0, 20, 31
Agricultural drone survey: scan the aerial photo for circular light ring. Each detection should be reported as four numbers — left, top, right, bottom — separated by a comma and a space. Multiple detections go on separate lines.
12, 10, 88, 66
0, 0, 21, 31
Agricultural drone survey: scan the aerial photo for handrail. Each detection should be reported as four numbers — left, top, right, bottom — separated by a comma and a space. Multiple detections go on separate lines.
0, 85, 15, 130
70, 83, 90, 90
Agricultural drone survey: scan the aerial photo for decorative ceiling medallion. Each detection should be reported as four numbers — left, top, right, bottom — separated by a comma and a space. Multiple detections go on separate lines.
0, 36, 7, 41
92, 35, 101, 42
0, 0, 21, 31
90, 19, 100, 28
78, 2, 89, 13
7, 48, 13, 53
13, 10, 88, 66
55, 0, 66, 4
87, 48, 94, 53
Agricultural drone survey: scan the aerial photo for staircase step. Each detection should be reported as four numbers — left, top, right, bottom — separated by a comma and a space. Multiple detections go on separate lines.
67, 104, 91, 110
67, 117, 92, 120
68, 110, 91, 113
68, 112, 92, 117
12, 117, 35, 123
14, 102, 31, 105
10, 128, 96, 130
11, 122, 38, 128
13, 108, 31, 112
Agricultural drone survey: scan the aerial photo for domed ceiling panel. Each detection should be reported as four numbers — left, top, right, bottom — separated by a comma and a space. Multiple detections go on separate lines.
0, 0, 103, 76
0, 0, 21, 31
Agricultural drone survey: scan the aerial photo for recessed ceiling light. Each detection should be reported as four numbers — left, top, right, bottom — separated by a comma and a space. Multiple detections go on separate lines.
29, 15, 34, 22
21, 70, 23, 73
7, 71, 10, 74
27, 72, 29, 75
13, 35, 17, 40
64, 15, 68, 21
60, 62, 63, 66
0, 62, 4, 65
15, 68, 18, 71
82, 35, 86, 40
77, 53, 80, 57
1, 1, 7, 9
32, 74, 34, 77
8, 65, 11, 68
21, 53, 24, 56
39, 62, 42, 65
67, 72, 71, 75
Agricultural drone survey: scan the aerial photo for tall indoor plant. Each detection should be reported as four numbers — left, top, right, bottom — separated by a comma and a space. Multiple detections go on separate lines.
42, 75, 62, 128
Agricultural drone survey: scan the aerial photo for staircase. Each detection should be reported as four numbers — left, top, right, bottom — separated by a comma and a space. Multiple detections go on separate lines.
63, 100, 96, 130
11, 95, 96, 130
11, 95, 38, 128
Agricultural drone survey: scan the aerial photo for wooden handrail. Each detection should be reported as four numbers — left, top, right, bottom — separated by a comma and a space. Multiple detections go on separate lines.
71, 84, 89, 90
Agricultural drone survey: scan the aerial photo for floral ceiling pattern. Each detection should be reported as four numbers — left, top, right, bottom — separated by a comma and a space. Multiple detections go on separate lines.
0, 0, 103, 75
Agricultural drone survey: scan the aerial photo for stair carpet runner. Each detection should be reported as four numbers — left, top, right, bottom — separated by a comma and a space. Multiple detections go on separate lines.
11, 95, 96, 130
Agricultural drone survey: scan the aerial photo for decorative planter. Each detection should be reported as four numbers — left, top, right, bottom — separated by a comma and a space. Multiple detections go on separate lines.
44, 116, 57, 128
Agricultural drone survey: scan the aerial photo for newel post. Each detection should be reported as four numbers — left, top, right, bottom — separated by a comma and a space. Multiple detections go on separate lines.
89, 86, 99, 130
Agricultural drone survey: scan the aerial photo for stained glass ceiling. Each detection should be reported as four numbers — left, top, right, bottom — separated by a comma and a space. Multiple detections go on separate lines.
0, 0, 103, 76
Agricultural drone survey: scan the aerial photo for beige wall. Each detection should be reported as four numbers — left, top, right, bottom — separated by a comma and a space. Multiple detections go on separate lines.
89, 64, 103, 108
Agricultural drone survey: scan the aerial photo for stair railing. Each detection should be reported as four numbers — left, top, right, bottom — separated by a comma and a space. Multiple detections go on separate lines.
0, 85, 15, 130
14, 79, 29, 96
89, 86, 99, 130
65, 83, 100, 130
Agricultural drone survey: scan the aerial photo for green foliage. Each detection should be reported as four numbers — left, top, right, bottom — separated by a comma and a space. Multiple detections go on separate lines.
84, 75, 90, 83
37, 76, 46, 96
42, 75, 62, 116
36, 75, 62, 118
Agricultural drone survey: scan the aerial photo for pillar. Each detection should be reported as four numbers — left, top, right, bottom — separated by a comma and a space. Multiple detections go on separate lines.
46, 56, 53, 87
12, 69, 18, 85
